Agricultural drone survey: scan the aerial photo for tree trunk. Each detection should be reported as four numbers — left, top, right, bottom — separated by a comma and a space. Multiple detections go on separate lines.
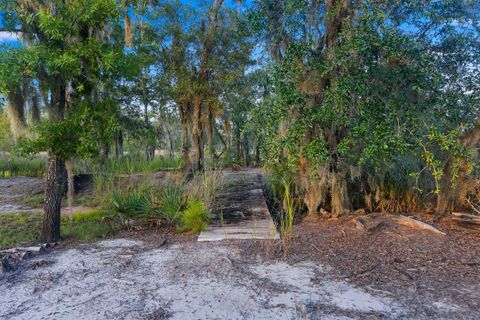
181, 116, 190, 166
115, 130, 124, 157
65, 158, 74, 215
331, 171, 352, 215
101, 143, 110, 162
31, 88, 41, 123
206, 108, 215, 161
190, 97, 204, 171
255, 139, 261, 167
42, 156, 65, 242
235, 127, 241, 163
436, 158, 454, 214
163, 125, 174, 159
42, 81, 66, 242
243, 134, 250, 167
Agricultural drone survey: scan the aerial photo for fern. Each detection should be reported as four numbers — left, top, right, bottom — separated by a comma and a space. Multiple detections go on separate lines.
178, 199, 211, 234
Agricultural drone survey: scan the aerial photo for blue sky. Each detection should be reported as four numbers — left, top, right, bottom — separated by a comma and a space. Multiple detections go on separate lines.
0, 0, 253, 44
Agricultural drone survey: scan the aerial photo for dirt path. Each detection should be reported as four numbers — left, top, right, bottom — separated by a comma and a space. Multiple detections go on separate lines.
0, 238, 409, 320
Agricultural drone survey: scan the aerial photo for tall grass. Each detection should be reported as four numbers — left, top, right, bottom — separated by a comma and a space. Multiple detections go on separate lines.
190, 160, 224, 209
280, 179, 295, 256
92, 155, 183, 175
0, 154, 183, 179
0, 156, 46, 178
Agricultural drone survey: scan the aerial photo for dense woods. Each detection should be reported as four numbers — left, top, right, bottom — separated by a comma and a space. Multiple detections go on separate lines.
0, 0, 479, 242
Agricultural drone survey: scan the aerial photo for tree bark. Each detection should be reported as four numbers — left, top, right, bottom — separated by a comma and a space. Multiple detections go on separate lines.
255, 139, 261, 167
206, 108, 215, 160
65, 158, 74, 216
115, 130, 124, 157
243, 133, 250, 167
190, 97, 204, 171
163, 124, 174, 159
42, 156, 65, 242
31, 88, 41, 123
42, 81, 66, 242
179, 103, 191, 169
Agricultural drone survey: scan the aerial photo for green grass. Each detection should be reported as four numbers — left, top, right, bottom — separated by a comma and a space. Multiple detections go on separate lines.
0, 212, 42, 249
61, 210, 116, 240
0, 156, 47, 178
0, 210, 117, 249
0, 155, 183, 179
92, 155, 183, 175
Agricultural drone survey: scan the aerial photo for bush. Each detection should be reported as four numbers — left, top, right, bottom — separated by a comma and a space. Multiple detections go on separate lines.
158, 184, 186, 225
0, 156, 47, 178
111, 189, 154, 218
177, 199, 211, 234
109, 182, 211, 234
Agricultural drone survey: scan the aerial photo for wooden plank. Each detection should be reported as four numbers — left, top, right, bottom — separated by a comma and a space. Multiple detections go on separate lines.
199, 169, 279, 241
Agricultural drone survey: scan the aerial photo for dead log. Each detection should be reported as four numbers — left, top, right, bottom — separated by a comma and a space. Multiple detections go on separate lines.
16, 246, 45, 254
452, 212, 480, 222
450, 212, 480, 229
393, 215, 446, 236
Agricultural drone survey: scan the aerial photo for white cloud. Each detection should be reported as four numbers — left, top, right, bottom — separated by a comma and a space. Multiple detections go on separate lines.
0, 31, 19, 43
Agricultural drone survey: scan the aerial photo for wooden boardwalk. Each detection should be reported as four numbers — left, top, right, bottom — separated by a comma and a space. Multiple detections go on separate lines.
198, 169, 279, 241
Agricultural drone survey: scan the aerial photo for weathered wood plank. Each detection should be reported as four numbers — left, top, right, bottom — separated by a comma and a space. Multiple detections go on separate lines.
199, 169, 279, 241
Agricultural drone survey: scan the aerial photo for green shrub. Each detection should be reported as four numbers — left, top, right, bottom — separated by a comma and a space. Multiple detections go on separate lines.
177, 199, 211, 234
158, 184, 185, 225
111, 189, 153, 218
0, 156, 47, 178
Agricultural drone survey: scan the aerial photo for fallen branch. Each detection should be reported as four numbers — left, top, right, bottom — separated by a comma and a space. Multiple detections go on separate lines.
450, 212, 480, 229
393, 215, 446, 236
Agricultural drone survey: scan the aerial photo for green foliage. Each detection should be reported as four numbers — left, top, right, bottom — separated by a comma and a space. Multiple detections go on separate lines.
0, 156, 47, 178
0, 112, 13, 152
158, 184, 185, 225
111, 189, 153, 218
108, 182, 211, 234
177, 199, 211, 234
61, 210, 116, 240
0, 213, 42, 249
94, 155, 183, 175
0, 210, 115, 249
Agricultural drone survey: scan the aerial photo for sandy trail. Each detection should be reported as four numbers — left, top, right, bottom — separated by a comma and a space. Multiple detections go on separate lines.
0, 238, 410, 320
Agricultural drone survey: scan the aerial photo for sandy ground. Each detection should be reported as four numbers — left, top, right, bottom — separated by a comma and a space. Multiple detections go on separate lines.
0, 238, 411, 320
0, 177, 44, 215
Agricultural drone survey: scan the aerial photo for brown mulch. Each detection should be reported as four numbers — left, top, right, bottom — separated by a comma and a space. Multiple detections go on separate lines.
275, 212, 480, 318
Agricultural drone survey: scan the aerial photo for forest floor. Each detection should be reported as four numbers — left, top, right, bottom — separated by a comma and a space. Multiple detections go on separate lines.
1, 214, 479, 320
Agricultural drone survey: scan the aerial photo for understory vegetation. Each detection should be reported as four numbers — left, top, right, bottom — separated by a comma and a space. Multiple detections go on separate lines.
0, 210, 115, 250
0, 0, 478, 245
